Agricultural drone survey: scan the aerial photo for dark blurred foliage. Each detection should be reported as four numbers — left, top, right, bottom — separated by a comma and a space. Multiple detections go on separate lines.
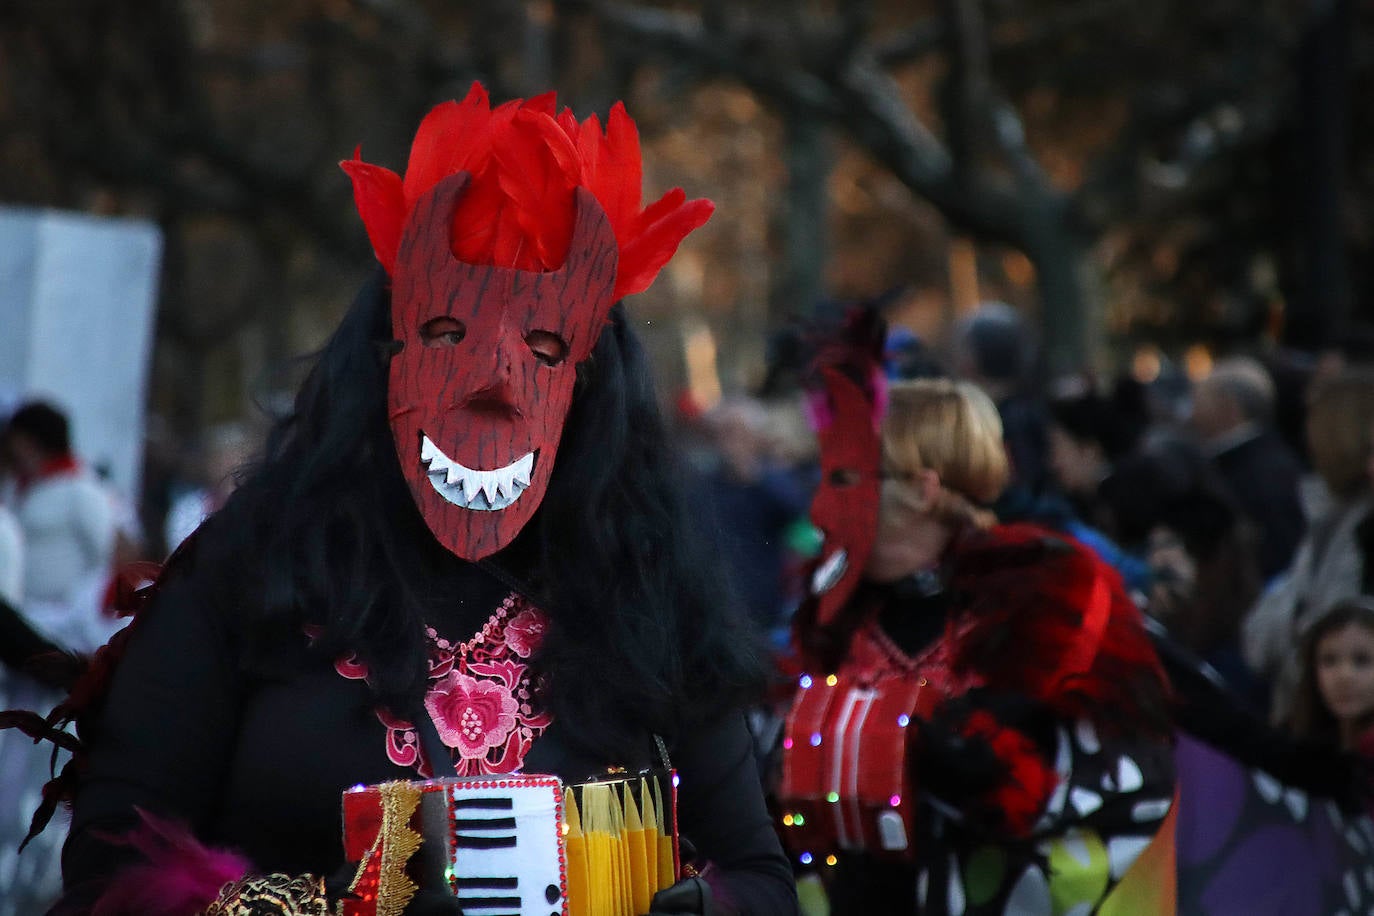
0, 0, 1368, 439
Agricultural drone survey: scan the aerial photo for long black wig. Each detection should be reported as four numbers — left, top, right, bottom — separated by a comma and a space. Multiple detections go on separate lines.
190, 271, 764, 758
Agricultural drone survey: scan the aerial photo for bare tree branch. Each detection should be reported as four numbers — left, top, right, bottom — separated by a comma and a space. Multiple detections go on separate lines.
593, 1, 1028, 243
873, 19, 945, 66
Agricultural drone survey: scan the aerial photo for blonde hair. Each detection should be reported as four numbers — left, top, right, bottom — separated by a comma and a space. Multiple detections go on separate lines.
1306, 367, 1374, 499
880, 379, 1010, 530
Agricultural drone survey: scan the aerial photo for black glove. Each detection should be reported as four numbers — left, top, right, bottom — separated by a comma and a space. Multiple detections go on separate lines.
643, 875, 714, 916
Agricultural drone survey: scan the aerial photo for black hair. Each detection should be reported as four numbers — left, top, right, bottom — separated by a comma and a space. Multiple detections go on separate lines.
1047, 376, 1147, 461
956, 303, 1031, 383
4, 401, 71, 456
1098, 435, 1239, 559
193, 271, 764, 758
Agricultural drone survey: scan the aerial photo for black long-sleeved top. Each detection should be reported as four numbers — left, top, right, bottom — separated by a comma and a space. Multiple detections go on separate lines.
61, 548, 796, 914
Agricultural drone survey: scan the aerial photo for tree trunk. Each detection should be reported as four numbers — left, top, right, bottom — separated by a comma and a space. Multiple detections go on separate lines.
1285, 0, 1352, 350
771, 111, 830, 321
1021, 196, 1092, 377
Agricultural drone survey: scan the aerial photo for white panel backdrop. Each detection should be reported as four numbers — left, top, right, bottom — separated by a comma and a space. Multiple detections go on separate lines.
0, 206, 162, 502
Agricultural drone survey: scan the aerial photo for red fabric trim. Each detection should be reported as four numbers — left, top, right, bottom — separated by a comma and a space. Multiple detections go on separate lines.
16, 452, 80, 492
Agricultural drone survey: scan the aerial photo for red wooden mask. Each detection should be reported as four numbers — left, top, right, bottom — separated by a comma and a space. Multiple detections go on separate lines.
389, 174, 618, 560
808, 369, 883, 626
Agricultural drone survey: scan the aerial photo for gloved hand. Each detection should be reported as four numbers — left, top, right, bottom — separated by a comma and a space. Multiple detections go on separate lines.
642, 874, 715, 916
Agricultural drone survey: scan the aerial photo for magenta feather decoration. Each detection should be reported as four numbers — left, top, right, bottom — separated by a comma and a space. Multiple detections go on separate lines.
89, 808, 250, 916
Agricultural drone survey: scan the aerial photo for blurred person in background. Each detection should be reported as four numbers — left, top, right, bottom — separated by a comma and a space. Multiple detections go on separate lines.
1285, 600, 1374, 766
0, 496, 20, 612
1046, 375, 1149, 530
1, 402, 118, 652
883, 324, 946, 381
1190, 356, 1305, 580
1245, 366, 1374, 724
94, 462, 145, 571
1100, 437, 1266, 706
0, 402, 117, 916
695, 396, 810, 641
1040, 375, 1154, 592
951, 302, 1052, 522
782, 367, 1174, 914
163, 422, 255, 552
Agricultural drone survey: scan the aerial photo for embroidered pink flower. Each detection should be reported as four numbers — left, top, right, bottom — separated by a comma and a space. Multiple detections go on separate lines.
317, 592, 551, 775
425, 670, 520, 759
504, 608, 547, 659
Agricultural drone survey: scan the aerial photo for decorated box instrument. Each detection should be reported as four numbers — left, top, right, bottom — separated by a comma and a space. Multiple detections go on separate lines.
341, 770, 679, 916
777, 669, 938, 865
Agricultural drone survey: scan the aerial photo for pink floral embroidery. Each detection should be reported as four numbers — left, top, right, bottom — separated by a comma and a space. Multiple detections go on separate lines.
504, 608, 546, 659
327, 592, 552, 777
426, 671, 520, 757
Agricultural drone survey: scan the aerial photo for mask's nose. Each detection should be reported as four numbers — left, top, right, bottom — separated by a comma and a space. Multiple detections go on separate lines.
458, 333, 522, 418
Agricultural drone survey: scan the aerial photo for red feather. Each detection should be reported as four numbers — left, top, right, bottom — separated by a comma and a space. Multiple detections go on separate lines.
633, 187, 687, 233
339, 156, 405, 273
555, 106, 580, 142
617, 196, 715, 299
522, 91, 558, 116
590, 102, 643, 242
403, 84, 492, 206
449, 100, 524, 268
495, 109, 580, 269
343, 84, 714, 298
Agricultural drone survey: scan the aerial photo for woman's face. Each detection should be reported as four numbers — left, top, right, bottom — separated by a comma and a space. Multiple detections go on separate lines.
863, 476, 949, 582
1315, 622, 1374, 726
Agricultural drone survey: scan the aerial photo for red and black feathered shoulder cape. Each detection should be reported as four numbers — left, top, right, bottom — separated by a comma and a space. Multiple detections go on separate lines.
941, 522, 1171, 735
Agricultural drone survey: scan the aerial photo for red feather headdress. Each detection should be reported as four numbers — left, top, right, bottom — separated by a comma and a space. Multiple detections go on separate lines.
340, 82, 714, 301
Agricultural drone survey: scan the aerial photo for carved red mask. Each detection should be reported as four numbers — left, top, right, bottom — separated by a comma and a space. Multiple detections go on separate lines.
389, 174, 618, 560
807, 369, 883, 625
343, 86, 714, 560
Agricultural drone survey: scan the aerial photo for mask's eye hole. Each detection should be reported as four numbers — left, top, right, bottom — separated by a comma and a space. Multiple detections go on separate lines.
526, 330, 568, 367
419, 317, 466, 347
829, 468, 861, 487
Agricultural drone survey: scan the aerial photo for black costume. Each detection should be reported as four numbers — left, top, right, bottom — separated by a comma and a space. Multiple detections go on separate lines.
2, 84, 798, 916
60, 530, 793, 912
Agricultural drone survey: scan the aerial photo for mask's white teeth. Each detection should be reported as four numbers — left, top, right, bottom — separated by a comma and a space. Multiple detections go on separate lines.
512, 453, 534, 487
494, 466, 515, 500
418, 436, 536, 512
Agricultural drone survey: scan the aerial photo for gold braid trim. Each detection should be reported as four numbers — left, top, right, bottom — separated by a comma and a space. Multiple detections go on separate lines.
345, 780, 423, 916
202, 873, 334, 915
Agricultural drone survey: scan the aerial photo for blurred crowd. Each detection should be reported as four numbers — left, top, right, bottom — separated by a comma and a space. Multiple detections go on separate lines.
6, 302, 1374, 761
679, 301, 1374, 765
5, 298, 1374, 908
